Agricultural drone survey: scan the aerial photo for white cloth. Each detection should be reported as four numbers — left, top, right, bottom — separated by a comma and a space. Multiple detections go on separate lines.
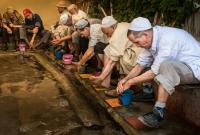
89, 24, 108, 47
137, 26, 200, 80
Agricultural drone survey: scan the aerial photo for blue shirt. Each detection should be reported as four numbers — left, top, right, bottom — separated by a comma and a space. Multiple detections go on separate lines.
137, 26, 200, 80
25, 13, 44, 31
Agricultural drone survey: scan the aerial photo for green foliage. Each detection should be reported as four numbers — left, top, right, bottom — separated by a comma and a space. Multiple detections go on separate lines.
81, 0, 198, 27
88, 0, 101, 18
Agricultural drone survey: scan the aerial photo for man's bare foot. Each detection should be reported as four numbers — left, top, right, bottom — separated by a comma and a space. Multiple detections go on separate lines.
90, 76, 103, 86
101, 81, 111, 89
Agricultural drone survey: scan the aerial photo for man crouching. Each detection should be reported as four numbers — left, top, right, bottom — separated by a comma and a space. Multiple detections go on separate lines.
117, 17, 200, 128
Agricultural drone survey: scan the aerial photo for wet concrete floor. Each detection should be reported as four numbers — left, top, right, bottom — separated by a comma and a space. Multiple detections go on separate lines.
0, 54, 126, 135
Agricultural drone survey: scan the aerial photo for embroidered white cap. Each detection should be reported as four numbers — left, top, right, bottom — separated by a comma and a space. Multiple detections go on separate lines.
101, 16, 117, 28
74, 19, 89, 29
129, 17, 152, 31
60, 14, 69, 25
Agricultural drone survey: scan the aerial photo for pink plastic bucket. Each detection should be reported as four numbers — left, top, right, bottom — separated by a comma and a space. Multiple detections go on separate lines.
63, 59, 72, 64
63, 54, 73, 59
63, 54, 73, 65
19, 43, 26, 52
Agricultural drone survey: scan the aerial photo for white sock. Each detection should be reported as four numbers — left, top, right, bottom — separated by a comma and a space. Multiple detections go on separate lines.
155, 101, 166, 108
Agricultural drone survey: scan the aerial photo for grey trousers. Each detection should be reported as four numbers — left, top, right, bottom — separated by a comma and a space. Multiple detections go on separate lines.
155, 61, 199, 95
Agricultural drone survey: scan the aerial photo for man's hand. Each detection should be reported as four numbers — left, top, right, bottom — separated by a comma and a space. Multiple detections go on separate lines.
7, 28, 12, 34
27, 29, 32, 33
29, 39, 34, 49
9, 23, 14, 28
9, 23, 22, 28
51, 38, 62, 45
72, 61, 81, 72
33, 27, 39, 34
123, 81, 131, 92
117, 79, 130, 94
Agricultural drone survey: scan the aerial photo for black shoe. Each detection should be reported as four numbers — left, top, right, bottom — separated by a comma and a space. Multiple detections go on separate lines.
133, 91, 154, 102
138, 107, 165, 128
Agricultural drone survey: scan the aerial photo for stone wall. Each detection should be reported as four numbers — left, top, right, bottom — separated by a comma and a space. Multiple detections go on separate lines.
167, 85, 200, 128
184, 9, 200, 41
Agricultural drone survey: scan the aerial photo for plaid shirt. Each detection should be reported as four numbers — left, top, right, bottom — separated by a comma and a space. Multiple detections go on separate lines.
3, 10, 24, 25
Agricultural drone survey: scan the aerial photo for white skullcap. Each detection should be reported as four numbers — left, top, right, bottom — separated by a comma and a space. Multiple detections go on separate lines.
60, 14, 69, 25
129, 17, 152, 31
74, 19, 89, 29
101, 16, 117, 28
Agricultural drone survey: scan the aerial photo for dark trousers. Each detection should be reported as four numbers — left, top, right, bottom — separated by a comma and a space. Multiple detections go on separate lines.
0, 28, 10, 49
79, 36, 89, 55
94, 42, 108, 55
78, 36, 95, 66
0, 27, 9, 44
19, 28, 51, 49
12, 28, 20, 44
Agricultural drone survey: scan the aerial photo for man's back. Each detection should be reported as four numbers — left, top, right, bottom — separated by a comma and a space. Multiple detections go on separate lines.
153, 26, 200, 79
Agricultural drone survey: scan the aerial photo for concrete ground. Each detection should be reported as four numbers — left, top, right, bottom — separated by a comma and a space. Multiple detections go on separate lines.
43, 52, 200, 135
0, 52, 126, 135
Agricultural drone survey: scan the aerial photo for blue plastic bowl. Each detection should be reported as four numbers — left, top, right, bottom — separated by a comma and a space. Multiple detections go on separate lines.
119, 88, 134, 106
55, 51, 63, 60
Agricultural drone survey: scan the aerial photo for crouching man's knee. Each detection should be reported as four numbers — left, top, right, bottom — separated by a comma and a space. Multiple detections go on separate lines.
154, 61, 181, 95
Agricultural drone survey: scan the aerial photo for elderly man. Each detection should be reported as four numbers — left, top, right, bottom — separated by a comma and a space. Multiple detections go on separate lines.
66, 4, 88, 58
91, 16, 142, 89
54, 0, 71, 28
51, 14, 72, 53
117, 17, 200, 128
51, 0, 70, 32
3, 7, 24, 47
51, 1, 71, 48
73, 19, 108, 71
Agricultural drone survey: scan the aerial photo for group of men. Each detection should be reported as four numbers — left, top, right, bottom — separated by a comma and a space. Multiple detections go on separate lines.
1, 0, 200, 129
72, 15, 200, 128
0, 7, 47, 50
